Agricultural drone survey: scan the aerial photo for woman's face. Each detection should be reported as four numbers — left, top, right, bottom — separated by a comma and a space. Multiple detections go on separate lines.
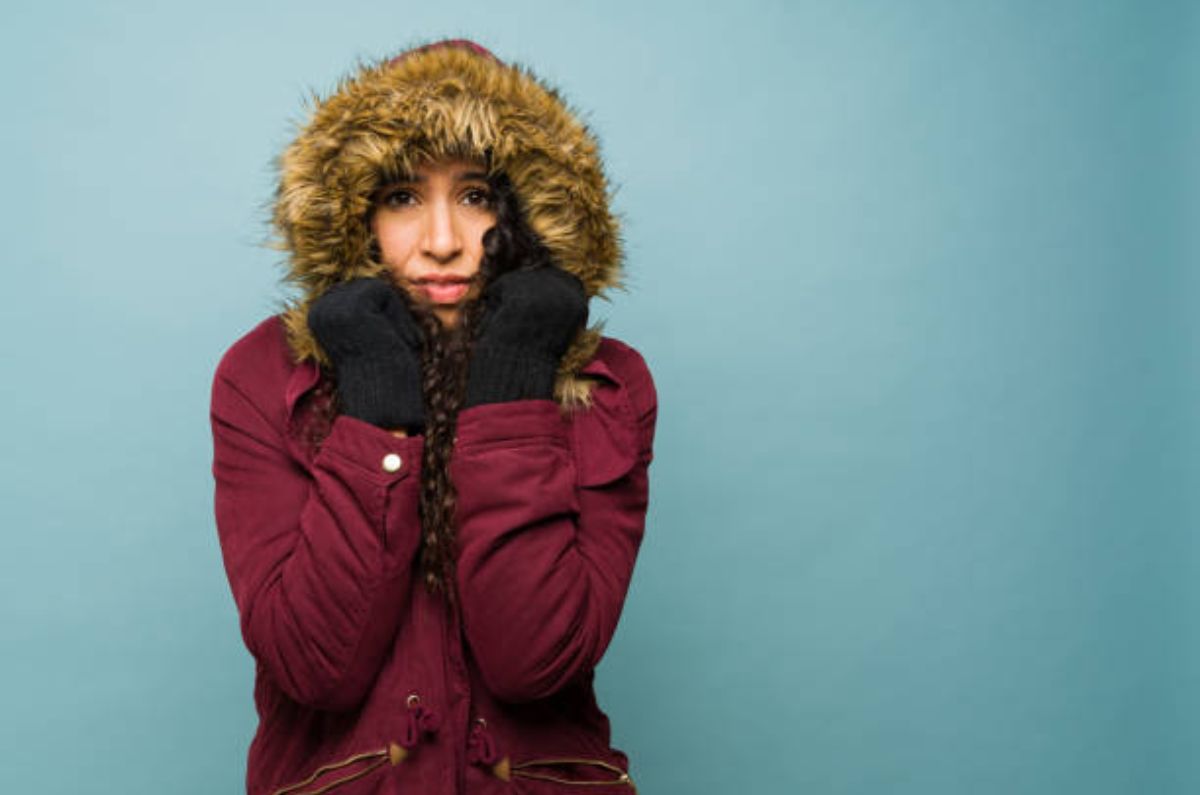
370, 157, 496, 329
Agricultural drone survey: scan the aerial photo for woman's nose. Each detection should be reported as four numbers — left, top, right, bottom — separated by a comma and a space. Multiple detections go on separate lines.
422, 201, 462, 262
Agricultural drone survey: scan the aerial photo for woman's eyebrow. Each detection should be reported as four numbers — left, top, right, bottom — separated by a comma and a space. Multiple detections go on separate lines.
390, 170, 490, 183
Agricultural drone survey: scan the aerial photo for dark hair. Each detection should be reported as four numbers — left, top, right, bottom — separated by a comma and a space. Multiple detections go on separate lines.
296, 170, 556, 597
408, 171, 556, 596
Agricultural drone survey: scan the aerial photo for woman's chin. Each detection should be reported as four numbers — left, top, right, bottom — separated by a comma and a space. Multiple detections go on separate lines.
434, 307, 461, 329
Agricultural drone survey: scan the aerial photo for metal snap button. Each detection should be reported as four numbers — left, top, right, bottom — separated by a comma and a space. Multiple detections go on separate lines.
382, 453, 402, 473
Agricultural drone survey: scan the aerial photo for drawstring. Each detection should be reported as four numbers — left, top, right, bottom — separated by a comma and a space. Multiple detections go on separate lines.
267, 692, 442, 795
467, 718, 511, 781
401, 693, 441, 749
511, 758, 635, 788
467, 719, 497, 764
269, 744, 407, 795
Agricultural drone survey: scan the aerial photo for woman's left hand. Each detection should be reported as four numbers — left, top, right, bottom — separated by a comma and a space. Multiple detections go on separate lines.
465, 267, 587, 407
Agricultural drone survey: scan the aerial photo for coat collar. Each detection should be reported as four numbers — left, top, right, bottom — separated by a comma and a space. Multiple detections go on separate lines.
285, 358, 321, 420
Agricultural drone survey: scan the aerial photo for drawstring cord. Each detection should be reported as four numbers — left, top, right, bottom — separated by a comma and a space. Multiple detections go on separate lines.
271, 699, 632, 794
269, 744, 407, 795
401, 693, 441, 749
269, 692, 443, 795
467, 718, 512, 781
467, 716, 633, 787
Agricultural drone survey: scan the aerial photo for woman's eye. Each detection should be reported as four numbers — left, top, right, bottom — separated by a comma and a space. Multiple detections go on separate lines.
379, 188, 416, 207
462, 187, 492, 207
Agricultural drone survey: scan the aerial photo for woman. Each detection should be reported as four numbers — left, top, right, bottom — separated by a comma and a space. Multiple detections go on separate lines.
210, 39, 657, 795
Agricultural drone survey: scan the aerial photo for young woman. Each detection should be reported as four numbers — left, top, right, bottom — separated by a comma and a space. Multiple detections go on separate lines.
210, 40, 657, 795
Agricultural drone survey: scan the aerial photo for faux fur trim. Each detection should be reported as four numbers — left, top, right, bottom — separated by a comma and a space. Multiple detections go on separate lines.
271, 43, 622, 409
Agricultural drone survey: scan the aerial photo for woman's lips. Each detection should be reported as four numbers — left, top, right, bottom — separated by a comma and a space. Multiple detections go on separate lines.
417, 280, 470, 304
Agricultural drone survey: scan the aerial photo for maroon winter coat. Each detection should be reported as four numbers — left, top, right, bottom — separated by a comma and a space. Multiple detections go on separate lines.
211, 316, 657, 794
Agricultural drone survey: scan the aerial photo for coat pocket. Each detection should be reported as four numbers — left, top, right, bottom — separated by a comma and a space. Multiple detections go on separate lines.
269, 744, 404, 795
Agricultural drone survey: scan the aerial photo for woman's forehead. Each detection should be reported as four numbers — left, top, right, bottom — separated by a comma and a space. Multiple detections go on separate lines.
382, 155, 491, 184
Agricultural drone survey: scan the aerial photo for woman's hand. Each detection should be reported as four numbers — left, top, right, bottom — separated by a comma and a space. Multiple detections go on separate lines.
307, 277, 425, 431
465, 267, 587, 407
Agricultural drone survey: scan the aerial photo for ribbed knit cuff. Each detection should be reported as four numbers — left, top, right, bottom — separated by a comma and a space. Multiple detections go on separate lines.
337, 355, 425, 431
464, 344, 558, 407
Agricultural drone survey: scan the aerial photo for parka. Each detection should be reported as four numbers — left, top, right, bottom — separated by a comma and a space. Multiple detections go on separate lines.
209, 40, 658, 795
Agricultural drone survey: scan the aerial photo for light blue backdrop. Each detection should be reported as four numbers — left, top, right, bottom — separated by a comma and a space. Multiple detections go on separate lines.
1, 1, 1194, 793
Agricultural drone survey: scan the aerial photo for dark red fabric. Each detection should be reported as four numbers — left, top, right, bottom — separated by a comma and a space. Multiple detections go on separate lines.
210, 315, 656, 795
388, 39, 502, 67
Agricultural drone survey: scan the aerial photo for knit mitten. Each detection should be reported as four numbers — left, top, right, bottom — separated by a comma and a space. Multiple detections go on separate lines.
307, 277, 425, 431
465, 268, 587, 407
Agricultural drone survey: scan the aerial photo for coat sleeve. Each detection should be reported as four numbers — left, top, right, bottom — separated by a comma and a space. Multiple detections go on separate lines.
452, 343, 657, 703
210, 351, 425, 712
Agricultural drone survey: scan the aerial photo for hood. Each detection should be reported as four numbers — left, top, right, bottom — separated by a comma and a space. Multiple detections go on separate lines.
271, 40, 623, 408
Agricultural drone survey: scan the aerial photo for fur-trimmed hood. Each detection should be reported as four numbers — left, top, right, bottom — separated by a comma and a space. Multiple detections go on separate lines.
271, 40, 622, 408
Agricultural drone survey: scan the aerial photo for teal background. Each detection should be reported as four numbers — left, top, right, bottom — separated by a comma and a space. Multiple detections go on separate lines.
1, 1, 1194, 793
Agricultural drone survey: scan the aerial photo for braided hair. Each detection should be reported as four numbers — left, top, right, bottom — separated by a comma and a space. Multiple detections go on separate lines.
295, 170, 556, 597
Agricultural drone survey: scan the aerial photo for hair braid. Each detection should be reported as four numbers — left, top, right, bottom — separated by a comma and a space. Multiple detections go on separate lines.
296, 169, 556, 598
410, 170, 553, 595
410, 297, 475, 595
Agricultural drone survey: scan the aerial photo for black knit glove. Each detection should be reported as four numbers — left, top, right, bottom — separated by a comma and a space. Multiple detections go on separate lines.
465, 268, 587, 407
307, 277, 425, 431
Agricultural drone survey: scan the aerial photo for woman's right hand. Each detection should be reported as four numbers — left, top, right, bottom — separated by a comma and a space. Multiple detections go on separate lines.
307, 277, 425, 432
